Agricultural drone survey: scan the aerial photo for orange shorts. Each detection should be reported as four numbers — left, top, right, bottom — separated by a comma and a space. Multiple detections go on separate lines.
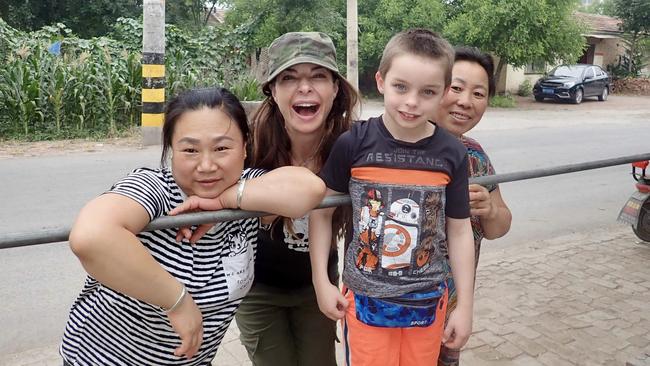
342, 288, 448, 366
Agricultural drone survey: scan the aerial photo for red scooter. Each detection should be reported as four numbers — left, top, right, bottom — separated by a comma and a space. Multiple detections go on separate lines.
618, 161, 650, 242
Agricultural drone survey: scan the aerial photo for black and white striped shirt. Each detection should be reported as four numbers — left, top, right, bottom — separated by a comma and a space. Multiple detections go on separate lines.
61, 167, 264, 365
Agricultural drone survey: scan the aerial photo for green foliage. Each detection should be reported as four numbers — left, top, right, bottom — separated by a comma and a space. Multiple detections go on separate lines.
608, 46, 648, 79
612, 0, 650, 36
444, 0, 586, 82
517, 79, 532, 97
611, 0, 650, 77
489, 94, 516, 108
228, 74, 264, 101
225, 0, 345, 49
576, 0, 616, 16
0, 17, 253, 140
0, 0, 236, 36
0, 0, 142, 38
166, 0, 226, 30
357, 0, 447, 81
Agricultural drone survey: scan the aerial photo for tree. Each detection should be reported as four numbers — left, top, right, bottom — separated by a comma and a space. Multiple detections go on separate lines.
166, 0, 227, 30
0, 0, 142, 38
356, 0, 447, 89
445, 0, 586, 86
224, 0, 345, 50
222, 0, 448, 92
576, 0, 616, 16
612, 0, 650, 76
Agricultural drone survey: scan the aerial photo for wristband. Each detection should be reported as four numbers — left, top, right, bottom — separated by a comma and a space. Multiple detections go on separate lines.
164, 285, 186, 314
236, 179, 247, 209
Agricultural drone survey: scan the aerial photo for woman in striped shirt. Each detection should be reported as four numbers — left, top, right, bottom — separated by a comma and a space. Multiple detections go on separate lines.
60, 87, 326, 365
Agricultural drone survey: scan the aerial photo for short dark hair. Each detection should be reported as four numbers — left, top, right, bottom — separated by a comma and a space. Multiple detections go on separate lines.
160, 87, 249, 167
454, 46, 496, 98
378, 29, 455, 88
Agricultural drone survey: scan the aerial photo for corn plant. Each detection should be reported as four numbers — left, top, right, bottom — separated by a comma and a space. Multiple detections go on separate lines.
1, 17, 255, 140
0, 56, 42, 136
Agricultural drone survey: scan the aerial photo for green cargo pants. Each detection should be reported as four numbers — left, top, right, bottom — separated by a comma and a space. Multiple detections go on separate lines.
235, 283, 338, 366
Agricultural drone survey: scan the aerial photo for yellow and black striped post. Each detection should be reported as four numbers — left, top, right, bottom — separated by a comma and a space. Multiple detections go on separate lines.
142, 54, 165, 126
142, 0, 165, 145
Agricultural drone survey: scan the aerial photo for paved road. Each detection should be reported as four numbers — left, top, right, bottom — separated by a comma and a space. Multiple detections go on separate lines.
1, 95, 648, 364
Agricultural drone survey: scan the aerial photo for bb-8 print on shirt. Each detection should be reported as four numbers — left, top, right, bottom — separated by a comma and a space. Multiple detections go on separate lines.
382, 195, 420, 276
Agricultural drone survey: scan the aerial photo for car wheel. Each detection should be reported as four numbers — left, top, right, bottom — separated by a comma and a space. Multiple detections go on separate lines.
534, 96, 544, 102
598, 87, 608, 101
572, 88, 583, 104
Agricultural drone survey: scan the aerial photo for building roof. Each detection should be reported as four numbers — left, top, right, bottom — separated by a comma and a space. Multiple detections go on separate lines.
575, 12, 623, 35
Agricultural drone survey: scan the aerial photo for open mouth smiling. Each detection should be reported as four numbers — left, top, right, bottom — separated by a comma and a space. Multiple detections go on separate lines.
292, 102, 320, 117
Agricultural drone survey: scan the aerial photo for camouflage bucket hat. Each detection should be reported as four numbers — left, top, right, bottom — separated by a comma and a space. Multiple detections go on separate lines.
262, 32, 339, 95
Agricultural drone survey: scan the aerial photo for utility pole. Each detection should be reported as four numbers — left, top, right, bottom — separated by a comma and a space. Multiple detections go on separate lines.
142, 0, 165, 145
346, 0, 359, 107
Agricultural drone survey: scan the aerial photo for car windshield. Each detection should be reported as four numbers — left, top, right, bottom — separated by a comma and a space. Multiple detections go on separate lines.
550, 65, 585, 78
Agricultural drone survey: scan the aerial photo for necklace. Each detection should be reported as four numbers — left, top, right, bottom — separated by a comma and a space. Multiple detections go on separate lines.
296, 154, 317, 167
292, 135, 325, 168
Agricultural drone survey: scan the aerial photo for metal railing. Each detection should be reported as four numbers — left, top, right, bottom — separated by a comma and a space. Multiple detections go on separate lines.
2, 152, 649, 250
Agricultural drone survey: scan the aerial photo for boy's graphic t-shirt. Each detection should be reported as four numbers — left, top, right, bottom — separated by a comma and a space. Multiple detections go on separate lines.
320, 117, 470, 298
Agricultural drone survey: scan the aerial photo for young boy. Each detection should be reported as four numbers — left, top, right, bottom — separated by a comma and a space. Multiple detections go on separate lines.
309, 29, 476, 366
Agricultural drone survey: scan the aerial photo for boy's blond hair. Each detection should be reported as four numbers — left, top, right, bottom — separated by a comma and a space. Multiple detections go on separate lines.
378, 29, 454, 88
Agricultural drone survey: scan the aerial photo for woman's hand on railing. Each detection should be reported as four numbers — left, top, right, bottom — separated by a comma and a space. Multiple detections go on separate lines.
169, 196, 225, 244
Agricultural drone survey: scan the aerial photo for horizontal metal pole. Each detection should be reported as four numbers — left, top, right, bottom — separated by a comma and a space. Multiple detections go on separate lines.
471, 152, 650, 186
2, 152, 649, 250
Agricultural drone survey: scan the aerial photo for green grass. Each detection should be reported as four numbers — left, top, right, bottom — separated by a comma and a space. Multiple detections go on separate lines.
489, 94, 517, 108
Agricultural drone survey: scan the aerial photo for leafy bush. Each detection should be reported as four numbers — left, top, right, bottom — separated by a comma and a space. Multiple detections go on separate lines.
229, 74, 264, 101
489, 94, 517, 108
0, 17, 255, 140
517, 79, 532, 97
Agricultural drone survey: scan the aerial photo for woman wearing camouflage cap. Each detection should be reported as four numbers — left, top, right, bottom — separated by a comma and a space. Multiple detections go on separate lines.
236, 32, 358, 365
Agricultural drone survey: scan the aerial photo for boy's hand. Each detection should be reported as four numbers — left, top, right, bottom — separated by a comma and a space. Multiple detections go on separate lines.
169, 196, 226, 244
442, 306, 473, 350
314, 282, 348, 321
468, 184, 496, 219
167, 293, 204, 360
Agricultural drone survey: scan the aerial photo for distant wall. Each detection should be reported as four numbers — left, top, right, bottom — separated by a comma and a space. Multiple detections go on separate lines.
504, 65, 545, 94
589, 37, 627, 68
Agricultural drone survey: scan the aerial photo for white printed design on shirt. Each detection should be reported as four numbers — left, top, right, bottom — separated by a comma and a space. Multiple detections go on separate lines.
283, 215, 310, 252
222, 231, 254, 301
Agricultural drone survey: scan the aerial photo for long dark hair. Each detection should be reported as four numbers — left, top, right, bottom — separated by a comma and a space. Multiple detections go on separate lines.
160, 87, 249, 167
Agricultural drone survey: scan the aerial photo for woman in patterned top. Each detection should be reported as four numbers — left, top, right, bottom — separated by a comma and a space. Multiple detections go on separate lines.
435, 46, 512, 366
60, 87, 326, 365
